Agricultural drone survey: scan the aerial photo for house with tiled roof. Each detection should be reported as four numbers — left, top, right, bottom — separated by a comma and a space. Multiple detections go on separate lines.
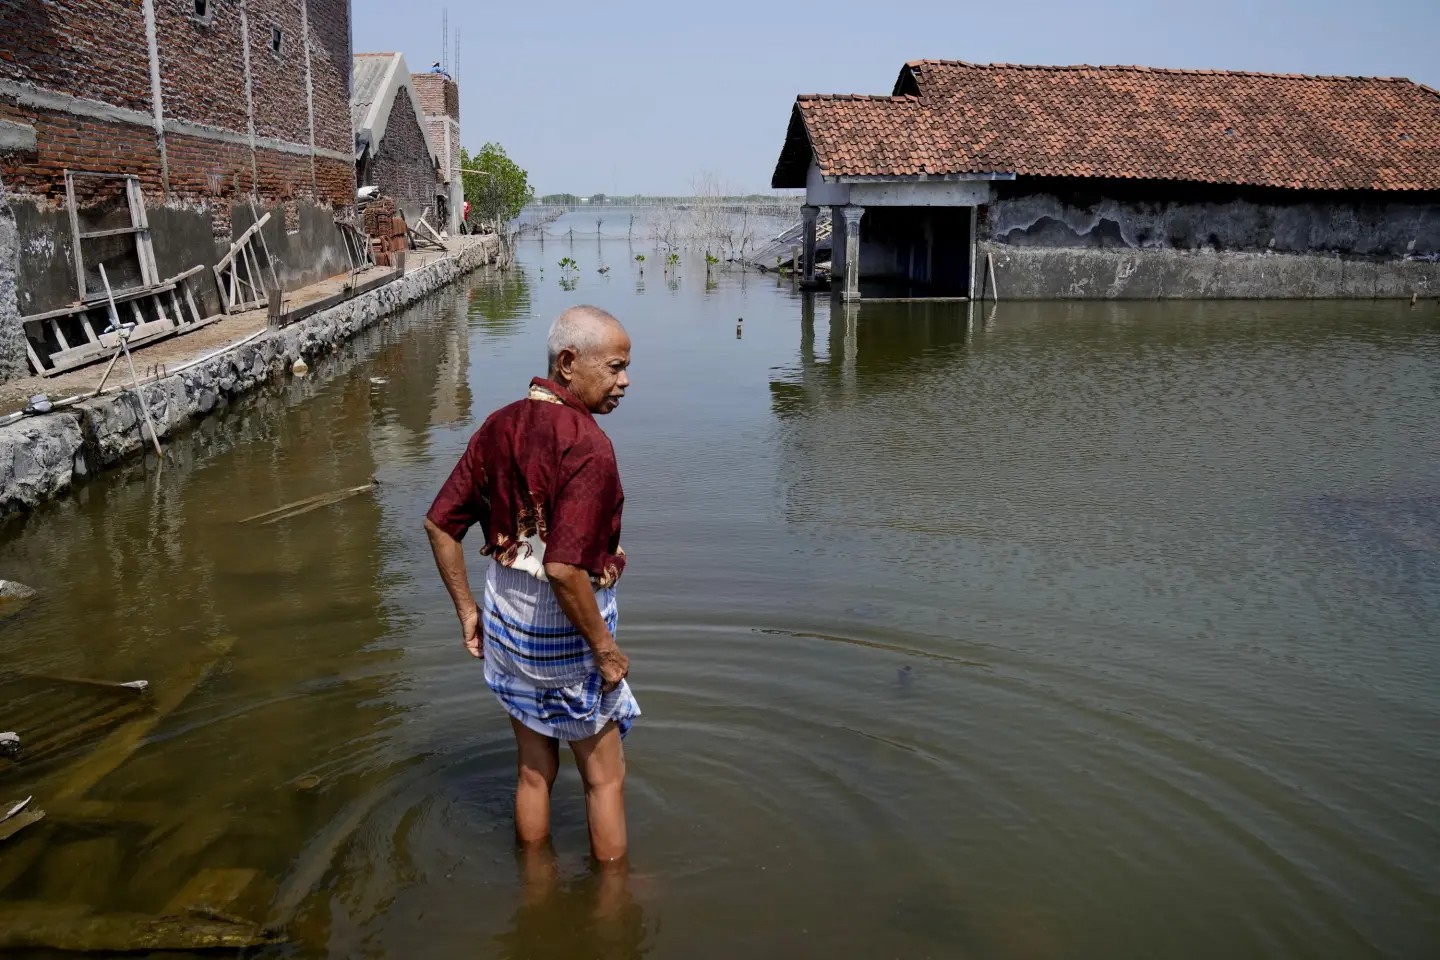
772, 60, 1440, 299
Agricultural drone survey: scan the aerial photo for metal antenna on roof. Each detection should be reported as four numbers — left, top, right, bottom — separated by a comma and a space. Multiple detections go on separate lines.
441, 8, 448, 74
454, 25, 460, 85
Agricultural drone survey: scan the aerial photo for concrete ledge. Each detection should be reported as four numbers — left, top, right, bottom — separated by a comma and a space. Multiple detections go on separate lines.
979, 243, 1440, 299
0, 120, 37, 154
0, 236, 499, 519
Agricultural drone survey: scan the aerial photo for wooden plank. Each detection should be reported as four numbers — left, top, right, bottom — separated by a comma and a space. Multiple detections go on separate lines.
127, 177, 160, 285
40, 311, 226, 378
19, 302, 87, 324
64, 170, 85, 299
169, 289, 185, 327
50, 318, 71, 351
240, 483, 375, 525
22, 337, 46, 375
214, 213, 271, 272
79, 310, 100, 343
243, 242, 264, 305
249, 201, 281, 292
272, 267, 398, 328
79, 226, 144, 240
213, 264, 232, 314
95, 318, 170, 351
164, 868, 261, 918
46, 341, 111, 372
0, 903, 281, 952
182, 280, 201, 324
54, 634, 236, 801
160, 264, 207, 285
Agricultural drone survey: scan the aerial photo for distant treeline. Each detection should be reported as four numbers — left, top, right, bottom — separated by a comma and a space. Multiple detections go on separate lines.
535, 193, 802, 207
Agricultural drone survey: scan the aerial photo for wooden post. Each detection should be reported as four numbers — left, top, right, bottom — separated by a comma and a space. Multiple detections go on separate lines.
265, 283, 283, 329
986, 252, 1000, 302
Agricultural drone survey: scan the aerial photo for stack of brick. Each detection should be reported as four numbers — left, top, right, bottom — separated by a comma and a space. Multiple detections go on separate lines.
361, 197, 409, 267
362, 196, 397, 236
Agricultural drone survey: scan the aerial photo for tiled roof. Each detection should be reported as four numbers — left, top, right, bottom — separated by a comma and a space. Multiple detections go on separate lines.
773, 60, 1440, 192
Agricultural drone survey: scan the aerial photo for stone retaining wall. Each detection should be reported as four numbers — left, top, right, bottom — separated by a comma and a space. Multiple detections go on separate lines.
0, 236, 498, 519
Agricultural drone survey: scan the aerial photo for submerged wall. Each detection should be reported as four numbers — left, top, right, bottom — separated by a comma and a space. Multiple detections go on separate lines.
0, 236, 500, 519
979, 179, 1440, 299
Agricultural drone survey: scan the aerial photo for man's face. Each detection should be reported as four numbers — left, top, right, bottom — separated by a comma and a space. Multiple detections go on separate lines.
561, 326, 631, 415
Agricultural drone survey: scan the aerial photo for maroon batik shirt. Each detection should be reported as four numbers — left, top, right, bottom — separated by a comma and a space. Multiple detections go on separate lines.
426, 378, 627, 587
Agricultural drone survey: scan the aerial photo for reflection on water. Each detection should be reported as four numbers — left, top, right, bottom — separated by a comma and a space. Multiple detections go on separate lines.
1, 230, 1439, 958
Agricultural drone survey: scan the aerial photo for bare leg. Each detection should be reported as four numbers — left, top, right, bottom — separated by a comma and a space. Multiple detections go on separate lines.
510, 717, 559, 845
569, 721, 628, 862
518, 838, 559, 907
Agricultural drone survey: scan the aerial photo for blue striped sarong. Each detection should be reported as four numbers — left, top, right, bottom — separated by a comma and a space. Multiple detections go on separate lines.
481, 559, 640, 741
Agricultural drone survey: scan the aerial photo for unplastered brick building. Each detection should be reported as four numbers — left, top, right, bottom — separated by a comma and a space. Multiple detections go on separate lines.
0, 0, 357, 380
352, 52, 442, 226
410, 69, 461, 233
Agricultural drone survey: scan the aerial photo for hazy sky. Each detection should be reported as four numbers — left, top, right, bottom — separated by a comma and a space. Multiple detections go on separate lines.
352, 0, 1440, 196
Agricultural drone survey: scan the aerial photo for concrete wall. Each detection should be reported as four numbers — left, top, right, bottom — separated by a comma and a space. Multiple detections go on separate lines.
0, 179, 23, 381
0, 0, 356, 370
0, 236, 500, 519
977, 179, 1440, 299
979, 242, 1440, 300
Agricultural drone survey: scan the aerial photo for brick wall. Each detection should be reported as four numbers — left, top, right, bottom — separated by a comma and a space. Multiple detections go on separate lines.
246, 0, 309, 146
306, 0, 353, 155
366, 93, 436, 222
0, 1, 152, 112
0, 0, 357, 330
154, 0, 249, 132
411, 74, 460, 123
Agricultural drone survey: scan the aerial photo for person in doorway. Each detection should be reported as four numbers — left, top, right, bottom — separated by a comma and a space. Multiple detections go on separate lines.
462, 199, 471, 234
424, 305, 637, 863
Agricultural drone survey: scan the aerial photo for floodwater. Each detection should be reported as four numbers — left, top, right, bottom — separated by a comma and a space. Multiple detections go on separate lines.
2, 216, 1439, 958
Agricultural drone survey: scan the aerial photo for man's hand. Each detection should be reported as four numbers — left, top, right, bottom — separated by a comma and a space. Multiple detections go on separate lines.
460, 602, 482, 658
546, 561, 630, 693
425, 517, 481, 661
595, 645, 629, 693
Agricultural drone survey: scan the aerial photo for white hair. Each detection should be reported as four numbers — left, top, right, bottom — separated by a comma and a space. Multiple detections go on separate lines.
546, 305, 621, 369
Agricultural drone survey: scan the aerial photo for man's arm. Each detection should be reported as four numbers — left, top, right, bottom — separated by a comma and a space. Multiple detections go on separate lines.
425, 517, 481, 657
544, 561, 628, 691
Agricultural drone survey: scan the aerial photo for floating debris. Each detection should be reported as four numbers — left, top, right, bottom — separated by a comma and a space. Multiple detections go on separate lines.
0, 808, 44, 843
369, 376, 388, 385
239, 482, 378, 525
3, 797, 31, 821
1, 671, 150, 696
0, 733, 18, 760
0, 905, 282, 952
292, 358, 309, 376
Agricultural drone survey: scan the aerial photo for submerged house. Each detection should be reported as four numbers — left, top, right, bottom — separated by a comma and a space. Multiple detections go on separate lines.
0, 0, 356, 381
352, 53, 443, 226
772, 60, 1440, 299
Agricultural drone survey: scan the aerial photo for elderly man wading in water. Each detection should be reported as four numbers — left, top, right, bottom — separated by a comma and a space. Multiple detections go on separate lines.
424, 305, 637, 863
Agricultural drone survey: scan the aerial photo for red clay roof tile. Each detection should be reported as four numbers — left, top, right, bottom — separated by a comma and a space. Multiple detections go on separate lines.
773, 60, 1440, 191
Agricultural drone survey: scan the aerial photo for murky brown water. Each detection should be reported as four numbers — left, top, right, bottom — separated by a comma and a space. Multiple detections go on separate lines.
2, 222, 1439, 958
